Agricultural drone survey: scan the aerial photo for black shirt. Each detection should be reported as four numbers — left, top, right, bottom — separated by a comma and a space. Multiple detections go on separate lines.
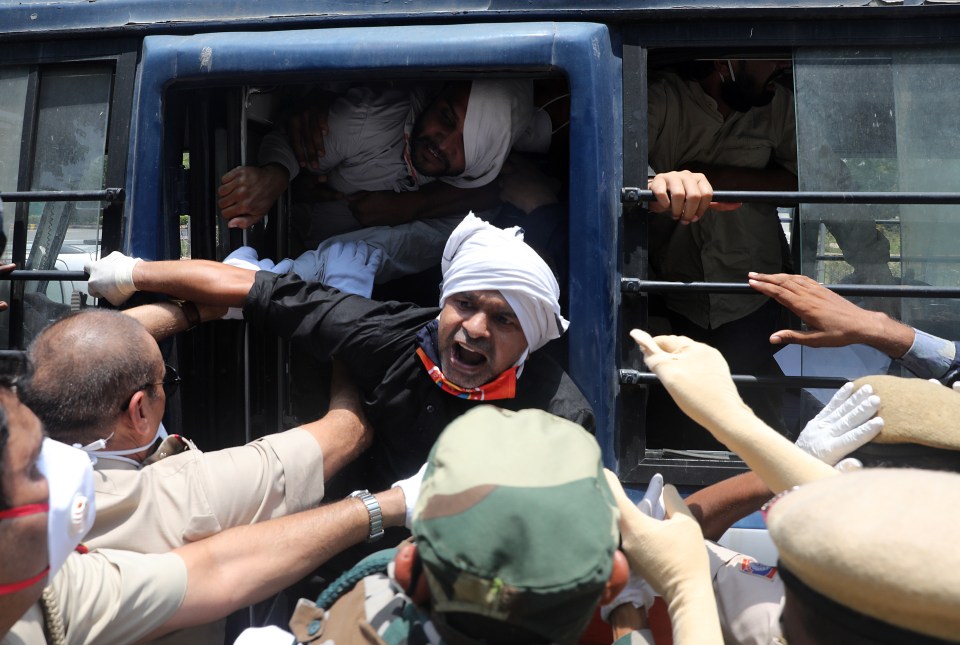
245, 272, 595, 487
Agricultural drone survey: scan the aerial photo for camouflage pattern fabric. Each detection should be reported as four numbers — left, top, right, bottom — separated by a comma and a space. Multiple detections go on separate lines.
412, 406, 620, 644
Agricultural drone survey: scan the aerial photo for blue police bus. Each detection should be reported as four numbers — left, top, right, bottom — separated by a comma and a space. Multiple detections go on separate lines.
3, 0, 960, 502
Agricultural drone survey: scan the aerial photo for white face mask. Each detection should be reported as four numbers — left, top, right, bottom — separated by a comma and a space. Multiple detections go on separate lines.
37, 438, 96, 579
76, 422, 168, 468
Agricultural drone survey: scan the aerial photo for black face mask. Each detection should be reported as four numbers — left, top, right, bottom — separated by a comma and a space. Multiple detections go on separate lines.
720, 64, 782, 113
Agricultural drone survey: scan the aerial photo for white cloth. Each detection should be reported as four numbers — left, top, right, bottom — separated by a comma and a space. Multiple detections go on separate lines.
440, 213, 568, 355
445, 79, 535, 188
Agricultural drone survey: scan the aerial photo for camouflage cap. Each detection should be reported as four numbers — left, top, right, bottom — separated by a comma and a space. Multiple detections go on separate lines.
412, 406, 619, 644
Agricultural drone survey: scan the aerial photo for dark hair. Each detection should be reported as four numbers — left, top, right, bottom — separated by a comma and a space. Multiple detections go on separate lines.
19, 310, 159, 446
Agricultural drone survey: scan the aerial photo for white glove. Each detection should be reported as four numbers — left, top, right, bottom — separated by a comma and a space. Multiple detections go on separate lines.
392, 462, 427, 529
796, 382, 884, 465
638, 472, 665, 520
953, 382, 960, 393
601, 473, 665, 622
85, 251, 141, 305
318, 240, 383, 298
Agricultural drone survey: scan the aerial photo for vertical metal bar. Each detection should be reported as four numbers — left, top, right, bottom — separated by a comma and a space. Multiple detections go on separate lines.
100, 50, 138, 256
9, 67, 40, 350
620, 30, 649, 475
241, 87, 252, 447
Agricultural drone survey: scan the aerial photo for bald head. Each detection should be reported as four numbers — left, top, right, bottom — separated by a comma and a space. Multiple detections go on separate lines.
20, 310, 161, 446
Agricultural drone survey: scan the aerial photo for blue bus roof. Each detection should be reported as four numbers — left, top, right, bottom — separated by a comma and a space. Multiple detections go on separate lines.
0, 0, 955, 41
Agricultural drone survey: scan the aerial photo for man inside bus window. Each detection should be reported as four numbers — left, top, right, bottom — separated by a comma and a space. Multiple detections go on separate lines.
84, 213, 592, 495
646, 59, 895, 447
218, 80, 540, 284
17, 309, 372, 645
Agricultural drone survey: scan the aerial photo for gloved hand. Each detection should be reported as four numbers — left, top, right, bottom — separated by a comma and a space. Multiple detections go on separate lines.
392, 462, 428, 529
954, 382, 960, 393
600, 473, 665, 622
605, 470, 723, 644
224, 246, 295, 274
318, 240, 383, 298
638, 472, 665, 520
796, 382, 884, 465
630, 328, 837, 493
85, 251, 141, 306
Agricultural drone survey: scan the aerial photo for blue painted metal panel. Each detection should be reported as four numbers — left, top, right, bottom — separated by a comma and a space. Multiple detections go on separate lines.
0, 0, 894, 39
127, 21, 623, 461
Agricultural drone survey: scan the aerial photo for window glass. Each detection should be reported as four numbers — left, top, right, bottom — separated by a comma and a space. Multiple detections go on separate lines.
0, 67, 28, 263
794, 47, 960, 388
25, 65, 111, 308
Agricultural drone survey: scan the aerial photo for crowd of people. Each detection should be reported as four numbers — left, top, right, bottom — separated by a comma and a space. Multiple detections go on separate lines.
2, 71, 959, 645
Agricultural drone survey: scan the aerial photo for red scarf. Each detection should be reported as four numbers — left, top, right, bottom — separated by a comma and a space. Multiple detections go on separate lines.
416, 347, 517, 401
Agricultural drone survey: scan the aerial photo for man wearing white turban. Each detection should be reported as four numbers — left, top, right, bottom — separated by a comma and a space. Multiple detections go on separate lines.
218, 80, 538, 284
84, 213, 592, 492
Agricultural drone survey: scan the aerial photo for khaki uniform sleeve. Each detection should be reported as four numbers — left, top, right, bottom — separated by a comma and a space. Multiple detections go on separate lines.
86, 428, 324, 552
706, 541, 785, 645
53, 550, 187, 645
180, 428, 325, 540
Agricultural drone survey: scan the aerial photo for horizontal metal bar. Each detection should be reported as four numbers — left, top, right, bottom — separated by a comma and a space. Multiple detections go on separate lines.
2, 270, 87, 281
622, 278, 960, 298
620, 369, 849, 389
622, 188, 960, 206
0, 188, 125, 203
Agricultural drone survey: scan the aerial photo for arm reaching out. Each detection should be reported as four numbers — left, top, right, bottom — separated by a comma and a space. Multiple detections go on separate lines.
630, 329, 837, 493
605, 471, 722, 645
86, 252, 257, 307
746, 271, 915, 356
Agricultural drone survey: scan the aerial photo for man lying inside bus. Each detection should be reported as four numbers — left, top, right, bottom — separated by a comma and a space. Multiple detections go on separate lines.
218, 80, 543, 285
85, 213, 590, 496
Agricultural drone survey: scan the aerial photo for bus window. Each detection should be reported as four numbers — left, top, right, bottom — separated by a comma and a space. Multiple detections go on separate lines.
0, 64, 114, 349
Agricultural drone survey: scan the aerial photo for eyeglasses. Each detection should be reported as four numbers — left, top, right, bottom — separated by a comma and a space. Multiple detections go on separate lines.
120, 364, 182, 410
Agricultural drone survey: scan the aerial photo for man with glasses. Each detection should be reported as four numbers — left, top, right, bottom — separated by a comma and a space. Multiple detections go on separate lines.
17, 308, 374, 645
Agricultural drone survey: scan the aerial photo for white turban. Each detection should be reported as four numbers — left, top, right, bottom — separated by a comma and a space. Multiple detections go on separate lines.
441, 79, 534, 189
440, 213, 569, 358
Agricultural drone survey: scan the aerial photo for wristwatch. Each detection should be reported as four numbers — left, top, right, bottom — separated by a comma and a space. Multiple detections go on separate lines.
349, 489, 384, 542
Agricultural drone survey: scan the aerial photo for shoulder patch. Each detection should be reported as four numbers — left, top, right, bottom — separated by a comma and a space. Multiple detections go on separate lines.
738, 558, 778, 581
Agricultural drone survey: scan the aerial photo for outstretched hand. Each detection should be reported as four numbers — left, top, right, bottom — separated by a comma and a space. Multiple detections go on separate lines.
630, 328, 748, 431
647, 171, 741, 225
746, 272, 916, 358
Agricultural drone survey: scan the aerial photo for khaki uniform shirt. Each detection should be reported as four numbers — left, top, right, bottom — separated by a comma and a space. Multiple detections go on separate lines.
706, 541, 784, 645
86, 428, 324, 645
2, 550, 187, 645
647, 71, 797, 329
85, 428, 325, 552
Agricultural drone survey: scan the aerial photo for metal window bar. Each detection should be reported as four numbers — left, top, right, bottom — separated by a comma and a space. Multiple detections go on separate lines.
621, 188, 960, 390
0, 189, 124, 203
0, 188, 125, 284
